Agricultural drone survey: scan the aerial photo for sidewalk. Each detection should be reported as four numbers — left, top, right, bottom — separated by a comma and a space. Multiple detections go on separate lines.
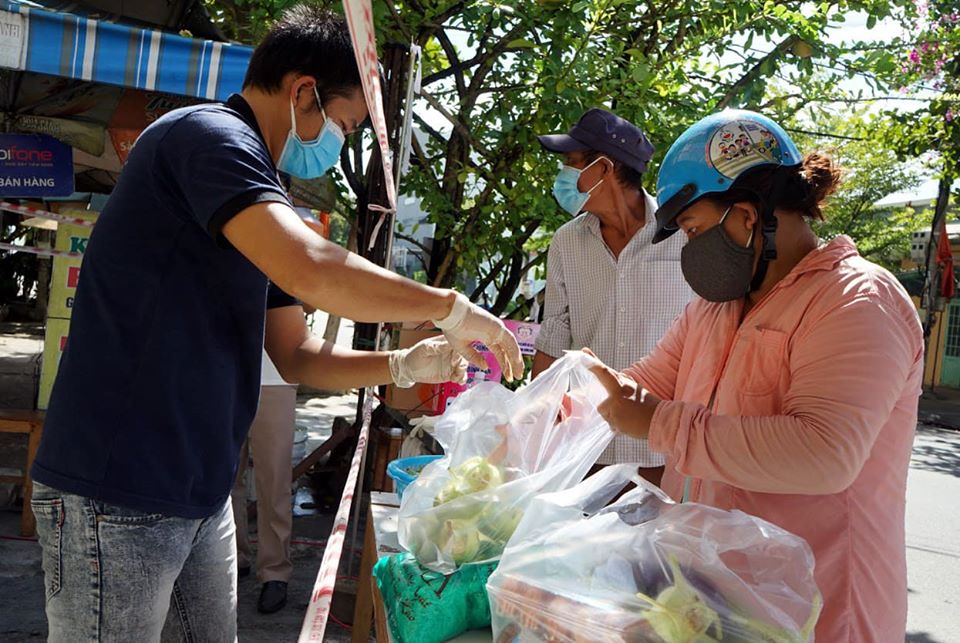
919, 386, 960, 430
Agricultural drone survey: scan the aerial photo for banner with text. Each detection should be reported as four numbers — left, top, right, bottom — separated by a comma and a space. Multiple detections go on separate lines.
0, 133, 73, 197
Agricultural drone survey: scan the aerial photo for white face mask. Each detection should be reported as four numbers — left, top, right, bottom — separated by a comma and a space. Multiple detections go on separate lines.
552, 156, 607, 215
276, 87, 346, 179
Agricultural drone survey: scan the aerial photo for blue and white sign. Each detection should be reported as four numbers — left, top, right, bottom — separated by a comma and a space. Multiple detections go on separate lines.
0, 133, 74, 197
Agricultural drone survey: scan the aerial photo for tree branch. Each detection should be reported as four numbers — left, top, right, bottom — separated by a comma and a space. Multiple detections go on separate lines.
421, 52, 486, 87
412, 112, 447, 145
517, 251, 546, 277
716, 35, 798, 109
476, 83, 528, 95
419, 89, 493, 159
395, 232, 431, 256
382, 0, 414, 42
433, 30, 467, 97
409, 133, 442, 191
463, 22, 528, 113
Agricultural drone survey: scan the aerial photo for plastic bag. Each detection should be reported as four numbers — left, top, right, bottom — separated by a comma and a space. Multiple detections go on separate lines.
487, 464, 823, 643
398, 351, 614, 573
373, 553, 496, 643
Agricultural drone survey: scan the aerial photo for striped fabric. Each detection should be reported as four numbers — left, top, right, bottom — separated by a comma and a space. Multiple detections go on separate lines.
535, 191, 693, 466
0, 0, 252, 101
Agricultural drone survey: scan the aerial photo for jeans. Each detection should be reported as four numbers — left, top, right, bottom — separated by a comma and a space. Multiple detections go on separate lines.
31, 482, 238, 643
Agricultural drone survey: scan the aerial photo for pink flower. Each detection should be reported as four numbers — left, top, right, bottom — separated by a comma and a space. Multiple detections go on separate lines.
909, 49, 921, 63
921, 42, 930, 53
947, 109, 955, 123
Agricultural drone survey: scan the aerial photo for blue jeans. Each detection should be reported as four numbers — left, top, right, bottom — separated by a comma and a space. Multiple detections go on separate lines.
31, 482, 238, 643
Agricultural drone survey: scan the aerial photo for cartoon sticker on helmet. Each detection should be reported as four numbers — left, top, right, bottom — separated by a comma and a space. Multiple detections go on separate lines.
708, 120, 783, 179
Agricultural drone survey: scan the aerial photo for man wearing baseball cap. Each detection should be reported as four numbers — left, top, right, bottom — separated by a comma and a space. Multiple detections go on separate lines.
532, 108, 691, 485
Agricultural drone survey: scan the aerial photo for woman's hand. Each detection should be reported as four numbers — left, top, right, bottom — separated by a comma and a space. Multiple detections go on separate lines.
584, 349, 661, 439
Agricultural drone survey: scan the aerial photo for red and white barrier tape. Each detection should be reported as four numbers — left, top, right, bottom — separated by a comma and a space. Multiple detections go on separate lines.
0, 201, 96, 228
297, 389, 373, 643
342, 0, 397, 212
0, 242, 83, 259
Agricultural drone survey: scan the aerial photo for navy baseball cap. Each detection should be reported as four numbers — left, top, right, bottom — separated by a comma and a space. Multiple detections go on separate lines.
538, 108, 655, 174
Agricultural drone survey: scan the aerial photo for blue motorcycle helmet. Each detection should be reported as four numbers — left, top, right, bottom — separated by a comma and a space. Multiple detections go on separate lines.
652, 110, 802, 292
652, 109, 802, 244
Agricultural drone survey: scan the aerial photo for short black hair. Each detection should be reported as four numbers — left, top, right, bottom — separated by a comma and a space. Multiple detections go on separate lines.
243, 5, 362, 104
583, 149, 643, 189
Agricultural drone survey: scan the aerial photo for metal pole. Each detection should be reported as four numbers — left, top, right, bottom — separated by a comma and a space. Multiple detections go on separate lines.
922, 176, 953, 392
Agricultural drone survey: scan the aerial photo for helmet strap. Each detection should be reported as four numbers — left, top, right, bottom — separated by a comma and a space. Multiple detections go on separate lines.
749, 172, 787, 292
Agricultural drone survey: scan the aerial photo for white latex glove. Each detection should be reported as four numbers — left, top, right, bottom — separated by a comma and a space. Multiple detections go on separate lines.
389, 336, 469, 388
432, 292, 524, 382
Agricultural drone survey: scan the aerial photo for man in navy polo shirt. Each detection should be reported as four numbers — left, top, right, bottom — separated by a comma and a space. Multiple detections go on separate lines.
29, 6, 522, 641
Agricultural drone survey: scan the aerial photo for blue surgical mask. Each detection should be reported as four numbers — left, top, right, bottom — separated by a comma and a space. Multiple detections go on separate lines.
277, 87, 345, 179
551, 156, 606, 216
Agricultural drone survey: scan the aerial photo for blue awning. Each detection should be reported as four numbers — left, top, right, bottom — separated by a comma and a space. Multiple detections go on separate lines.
0, 0, 252, 101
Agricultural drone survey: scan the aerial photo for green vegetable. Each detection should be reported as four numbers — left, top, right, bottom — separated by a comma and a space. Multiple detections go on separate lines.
636, 557, 818, 643
433, 457, 504, 507
422, 457, 523, 565
403, 464, 428, 477
441, 519, 481, 565
636, 557, 721, 642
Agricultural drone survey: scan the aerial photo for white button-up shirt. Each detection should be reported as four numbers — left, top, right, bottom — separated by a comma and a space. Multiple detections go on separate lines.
535, 191, 692, 466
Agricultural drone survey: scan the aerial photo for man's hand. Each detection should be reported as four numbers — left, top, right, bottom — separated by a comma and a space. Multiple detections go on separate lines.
586, 349, 660, 439
389, 337, 469, 388
433, 293, 524, 382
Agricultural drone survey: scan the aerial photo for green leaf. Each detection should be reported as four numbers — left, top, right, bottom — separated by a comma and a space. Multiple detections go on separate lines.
866, 14, 877, 30
506, 38, 537, 49
632, 63, 651, 83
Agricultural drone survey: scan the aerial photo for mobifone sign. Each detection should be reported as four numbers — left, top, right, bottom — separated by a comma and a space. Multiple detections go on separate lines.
0, 133, 74, 197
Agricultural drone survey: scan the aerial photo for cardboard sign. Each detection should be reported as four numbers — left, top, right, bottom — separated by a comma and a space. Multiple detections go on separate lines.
504, 320, 541, 356
38, 209, 97, 410
46, 211, 96, 318
0, 133, 73, 197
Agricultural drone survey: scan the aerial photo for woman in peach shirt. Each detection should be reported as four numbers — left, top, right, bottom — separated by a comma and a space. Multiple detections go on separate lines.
590, 110, 923, 642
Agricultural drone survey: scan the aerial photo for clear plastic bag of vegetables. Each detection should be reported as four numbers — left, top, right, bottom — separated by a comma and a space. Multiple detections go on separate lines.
398, 351, 615, 573
487, 464, 823, 643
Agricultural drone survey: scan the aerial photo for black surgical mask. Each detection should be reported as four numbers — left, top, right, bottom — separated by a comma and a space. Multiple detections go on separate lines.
680, 207, 756, 302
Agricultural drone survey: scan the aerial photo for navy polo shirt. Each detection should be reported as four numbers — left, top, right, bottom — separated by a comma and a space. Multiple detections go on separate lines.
32, 95, 299, 518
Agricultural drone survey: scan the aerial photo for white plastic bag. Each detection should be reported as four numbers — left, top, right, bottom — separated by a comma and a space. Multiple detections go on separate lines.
488, 464, 823, 643
398, 351, 614, 573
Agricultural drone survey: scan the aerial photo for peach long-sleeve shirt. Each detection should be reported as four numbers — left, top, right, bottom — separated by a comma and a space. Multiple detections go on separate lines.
624, 236, 923, 642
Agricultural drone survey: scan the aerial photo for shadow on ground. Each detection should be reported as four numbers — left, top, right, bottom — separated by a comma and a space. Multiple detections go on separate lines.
912, 426, 960, 478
